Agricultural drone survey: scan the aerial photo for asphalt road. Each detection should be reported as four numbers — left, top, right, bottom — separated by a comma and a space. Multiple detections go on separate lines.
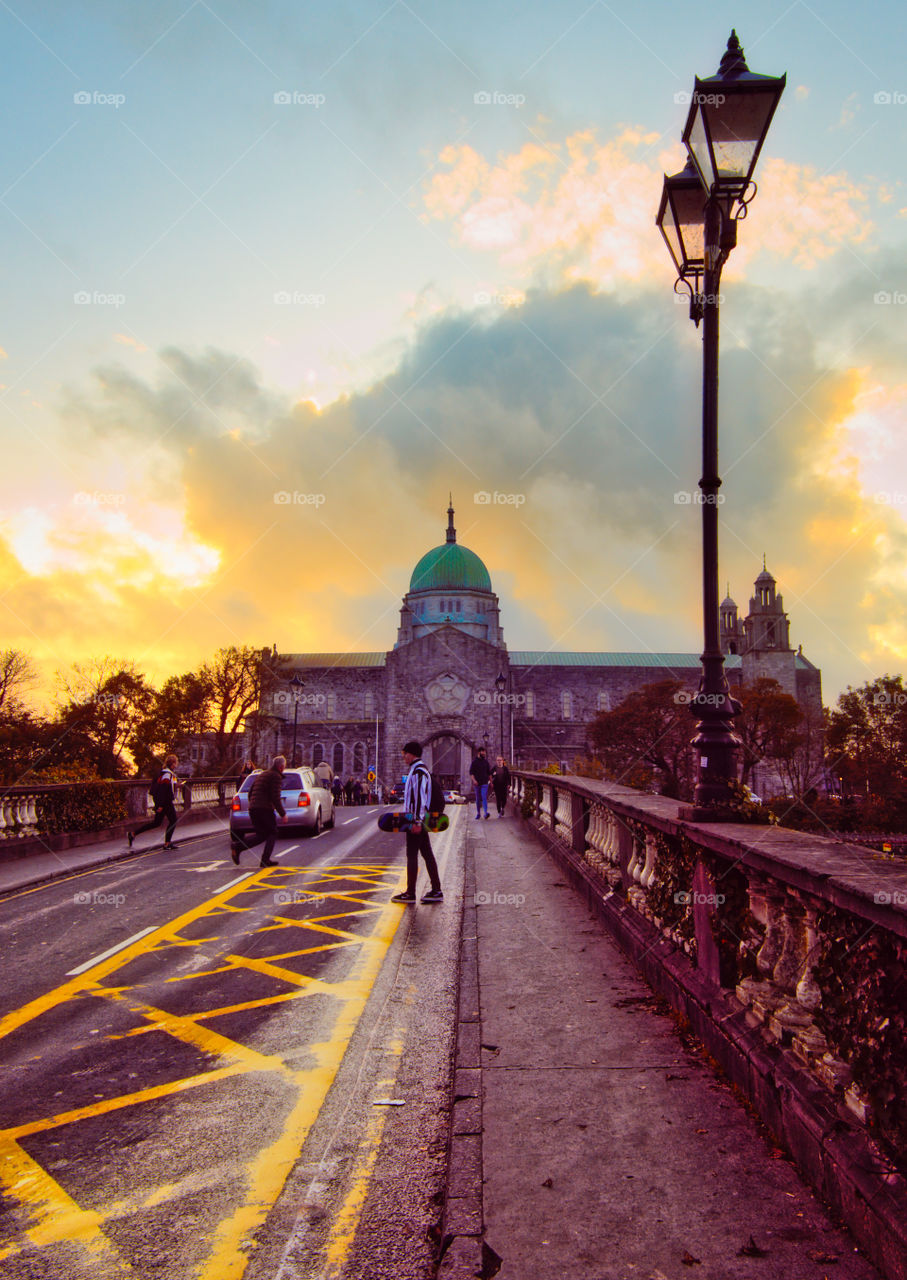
0, 806, 465, 1280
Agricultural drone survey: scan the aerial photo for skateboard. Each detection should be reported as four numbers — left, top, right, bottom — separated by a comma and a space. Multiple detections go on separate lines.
377, 811, 449, 834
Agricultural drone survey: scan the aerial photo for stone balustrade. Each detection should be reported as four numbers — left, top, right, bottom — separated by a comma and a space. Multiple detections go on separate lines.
0, 777, 239, 842
511, 770, 907, 1280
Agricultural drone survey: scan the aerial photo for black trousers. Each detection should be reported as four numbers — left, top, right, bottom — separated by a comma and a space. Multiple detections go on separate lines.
493, 786, 508, 814
134, 802, 178, 844
236, 807, 279, 862
405, 826, 441, 896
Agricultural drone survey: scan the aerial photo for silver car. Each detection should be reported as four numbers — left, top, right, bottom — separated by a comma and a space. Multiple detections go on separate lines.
230, 768, 335, 838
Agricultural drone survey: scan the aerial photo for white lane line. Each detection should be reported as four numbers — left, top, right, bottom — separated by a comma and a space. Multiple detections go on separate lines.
341, 818, 359, 825
366, 807, 379, 814
66, 926, 158, 976
217, 872, 258, 892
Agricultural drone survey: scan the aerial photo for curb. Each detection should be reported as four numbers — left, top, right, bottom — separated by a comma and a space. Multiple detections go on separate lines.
437, 827, 489, 1279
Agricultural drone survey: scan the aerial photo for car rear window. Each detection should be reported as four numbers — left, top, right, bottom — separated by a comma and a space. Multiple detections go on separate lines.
239, 771, 305, 792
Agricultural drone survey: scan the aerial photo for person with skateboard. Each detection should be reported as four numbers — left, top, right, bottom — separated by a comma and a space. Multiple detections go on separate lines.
231, 754, 288, 867
391, 740, 443, 905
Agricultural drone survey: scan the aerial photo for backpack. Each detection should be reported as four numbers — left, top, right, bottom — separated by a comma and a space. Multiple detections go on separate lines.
151, 768, 173, 807
413, 763, 446, 816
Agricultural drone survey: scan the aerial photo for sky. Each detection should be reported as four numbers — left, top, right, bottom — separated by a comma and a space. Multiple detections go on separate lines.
3, 0, 907, 708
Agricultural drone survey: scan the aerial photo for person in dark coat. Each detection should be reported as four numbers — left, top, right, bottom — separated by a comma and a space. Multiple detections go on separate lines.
129, 754, 182, 850
231, 755, 287, 867
469, 746, 492, 819
491, 756, 511, 816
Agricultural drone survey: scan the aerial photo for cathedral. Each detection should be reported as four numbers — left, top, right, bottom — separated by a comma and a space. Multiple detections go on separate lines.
252, 505, 822, 790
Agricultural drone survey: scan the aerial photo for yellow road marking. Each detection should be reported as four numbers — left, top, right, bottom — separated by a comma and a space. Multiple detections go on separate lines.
321, 1039, 406, 1278
0, 861, 406, 1279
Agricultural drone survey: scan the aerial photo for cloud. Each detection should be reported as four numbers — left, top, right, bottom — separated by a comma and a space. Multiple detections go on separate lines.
7, 277, 907, 704
423, 127, 878, 285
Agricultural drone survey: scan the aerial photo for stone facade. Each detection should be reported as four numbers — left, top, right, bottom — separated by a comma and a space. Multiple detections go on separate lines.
249, 510, 823, 792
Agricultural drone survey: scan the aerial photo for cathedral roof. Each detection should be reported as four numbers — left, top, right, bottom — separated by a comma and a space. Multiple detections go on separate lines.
408, 502, 493, 594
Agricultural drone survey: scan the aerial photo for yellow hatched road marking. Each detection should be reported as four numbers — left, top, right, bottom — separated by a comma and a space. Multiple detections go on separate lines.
0, 861, 406, 1278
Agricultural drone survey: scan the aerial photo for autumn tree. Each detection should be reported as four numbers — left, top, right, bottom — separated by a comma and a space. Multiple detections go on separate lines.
0, 649, 38, 717
202, 646, 263, 772
55, 658, 155, 778
590, 679, 696, 800
735, 677, 805, 790
130, 671, 214, 773
825, 675, 907, 802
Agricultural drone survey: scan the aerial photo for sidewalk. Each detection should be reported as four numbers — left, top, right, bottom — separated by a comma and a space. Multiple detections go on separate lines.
443, 810, 882, 1280
0, 815, 230, 896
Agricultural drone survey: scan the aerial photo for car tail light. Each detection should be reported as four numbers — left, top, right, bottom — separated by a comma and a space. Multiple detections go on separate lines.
296, 794, 311, 807
231, 798, 241, 811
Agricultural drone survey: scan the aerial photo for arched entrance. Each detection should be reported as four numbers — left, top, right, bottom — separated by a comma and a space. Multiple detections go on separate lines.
426, 733, 462, 789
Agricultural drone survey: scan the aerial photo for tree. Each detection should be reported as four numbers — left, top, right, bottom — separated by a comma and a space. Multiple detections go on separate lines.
0, 649, 38, 717
130, 671, 214, 773
202, 646, 263, 773
825, 675, 907, 802
55, 658, 155, 778
735, 678, 805, 790
590, 679, 696, 800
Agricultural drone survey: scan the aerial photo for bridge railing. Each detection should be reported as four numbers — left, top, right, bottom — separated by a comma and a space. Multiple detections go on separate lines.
511, 770, 907, 1280
0, 777, 239, 844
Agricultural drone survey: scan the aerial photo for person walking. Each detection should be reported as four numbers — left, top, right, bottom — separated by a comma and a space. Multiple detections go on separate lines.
332, 775, 343, 807
128, 754, 182, 850
491, 755, 511, 816
352, 778, 363, 805
314, 758, 334, 792
391, 740, 443, 905
239, 757, 256, 781
469, 745, 492, 820
231, 754, 287, 867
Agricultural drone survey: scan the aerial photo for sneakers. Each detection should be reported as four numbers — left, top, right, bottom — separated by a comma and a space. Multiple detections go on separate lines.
475, 814, 481, 820
391, 891, 416, 904
260, 857, 277, 867
484, 813, 490, 819
163, 842, 179, 850
421, 889, 444, 904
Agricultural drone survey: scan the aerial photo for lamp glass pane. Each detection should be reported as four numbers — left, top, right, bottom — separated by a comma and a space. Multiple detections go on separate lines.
687, 108, 713, 193
669, 183, 706, 268
700, 88, 778, 184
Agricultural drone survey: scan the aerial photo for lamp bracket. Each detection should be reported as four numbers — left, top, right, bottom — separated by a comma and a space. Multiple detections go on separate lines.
674, 275, 704, 327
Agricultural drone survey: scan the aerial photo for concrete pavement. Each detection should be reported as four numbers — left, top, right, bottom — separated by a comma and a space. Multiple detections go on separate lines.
442, 808, 883, 1280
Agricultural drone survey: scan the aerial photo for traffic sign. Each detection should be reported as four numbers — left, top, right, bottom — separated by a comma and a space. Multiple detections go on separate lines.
367, 770, 376, 781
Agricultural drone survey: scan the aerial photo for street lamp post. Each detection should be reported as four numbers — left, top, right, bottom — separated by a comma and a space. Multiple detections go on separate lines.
289, 673, 305, 767
656, 30, 785, 817
495, 672, 506, 758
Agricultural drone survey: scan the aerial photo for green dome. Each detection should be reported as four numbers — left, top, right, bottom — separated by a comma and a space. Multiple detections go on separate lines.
409, 542, 492, 594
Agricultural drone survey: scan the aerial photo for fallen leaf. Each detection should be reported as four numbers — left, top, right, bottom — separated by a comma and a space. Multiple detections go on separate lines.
737, 1236, 768, 1257
681, 1250, 702, 1266
541, 1177, 553, 1188
808, 1250, 839, 1263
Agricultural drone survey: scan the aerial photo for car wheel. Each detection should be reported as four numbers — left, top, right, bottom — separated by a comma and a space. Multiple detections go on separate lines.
325, 803, 335, 830
310, 808, 322, 837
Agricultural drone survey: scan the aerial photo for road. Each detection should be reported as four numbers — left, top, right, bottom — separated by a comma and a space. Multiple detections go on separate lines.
0, 805, 465, 1280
